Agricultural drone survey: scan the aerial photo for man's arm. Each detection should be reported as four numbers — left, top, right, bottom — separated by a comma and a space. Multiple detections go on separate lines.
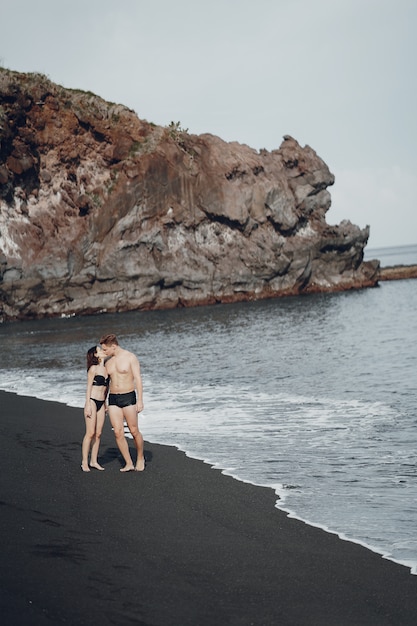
131, 354, 144, 412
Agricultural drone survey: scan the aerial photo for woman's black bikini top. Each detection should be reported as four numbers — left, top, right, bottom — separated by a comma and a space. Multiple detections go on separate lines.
92, 374, 110, 387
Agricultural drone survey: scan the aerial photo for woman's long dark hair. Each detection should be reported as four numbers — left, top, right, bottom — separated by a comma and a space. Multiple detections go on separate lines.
86, 346, 99, 371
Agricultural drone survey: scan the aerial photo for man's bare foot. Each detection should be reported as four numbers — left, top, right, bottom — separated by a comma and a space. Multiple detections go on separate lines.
90, 463, 105, 471
81, 464, 90, 472
120, 464, 135, 472
135, 457, 145, 472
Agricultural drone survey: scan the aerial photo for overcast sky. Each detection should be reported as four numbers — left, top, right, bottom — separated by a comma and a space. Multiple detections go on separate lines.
1, 0, 416, 248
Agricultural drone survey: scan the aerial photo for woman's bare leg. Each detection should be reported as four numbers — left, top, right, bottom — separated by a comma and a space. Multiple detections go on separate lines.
90, 406, 106, 470
81, 411, 97, 471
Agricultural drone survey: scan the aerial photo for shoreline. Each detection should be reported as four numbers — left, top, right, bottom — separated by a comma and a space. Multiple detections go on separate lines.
142, 435, 417, 578
2, 390, 417, 625
6, 386, 417, 577
4, 386, 416, 576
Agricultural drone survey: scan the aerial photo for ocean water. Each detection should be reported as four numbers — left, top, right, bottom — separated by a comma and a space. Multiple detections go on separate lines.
0, 246, 416, 575
365, 242, 417, 267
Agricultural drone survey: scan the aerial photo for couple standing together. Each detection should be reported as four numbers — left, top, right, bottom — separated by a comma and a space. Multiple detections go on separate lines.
81, 333, 145, 473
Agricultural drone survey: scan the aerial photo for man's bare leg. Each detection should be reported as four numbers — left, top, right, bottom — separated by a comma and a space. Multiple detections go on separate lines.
108, 406, 135, 471
123, 406, 145, 471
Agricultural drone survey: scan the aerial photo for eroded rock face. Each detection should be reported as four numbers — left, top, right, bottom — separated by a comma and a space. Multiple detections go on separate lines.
0, 69, 378, 321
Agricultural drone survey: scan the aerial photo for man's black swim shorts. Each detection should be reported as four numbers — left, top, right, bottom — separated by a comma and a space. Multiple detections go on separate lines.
108, 391, 137, 408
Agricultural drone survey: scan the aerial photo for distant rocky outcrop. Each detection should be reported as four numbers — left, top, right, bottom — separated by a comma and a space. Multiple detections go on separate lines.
378, 265, 417, 281
0, 69, 379, 322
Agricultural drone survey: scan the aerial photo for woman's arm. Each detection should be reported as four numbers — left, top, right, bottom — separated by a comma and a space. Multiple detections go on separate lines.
84, 366, 95, 418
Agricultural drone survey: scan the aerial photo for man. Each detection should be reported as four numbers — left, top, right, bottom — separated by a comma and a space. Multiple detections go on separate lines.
100, 333, 145, 472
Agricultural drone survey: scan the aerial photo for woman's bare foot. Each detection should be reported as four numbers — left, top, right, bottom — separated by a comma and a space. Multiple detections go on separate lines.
81, 464, 90, 472
120, 464, 135, 472
90, 462, 105, 471
135, 457, 145, 472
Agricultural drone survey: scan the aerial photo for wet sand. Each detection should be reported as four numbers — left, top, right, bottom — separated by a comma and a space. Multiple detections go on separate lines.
1, 390, 417, 625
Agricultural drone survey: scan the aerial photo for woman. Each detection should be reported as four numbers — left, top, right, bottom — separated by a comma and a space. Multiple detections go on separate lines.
81, 346, 109, 472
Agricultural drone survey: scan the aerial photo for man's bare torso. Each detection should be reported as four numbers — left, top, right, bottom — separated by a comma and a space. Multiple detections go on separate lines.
106, 349, 135, 394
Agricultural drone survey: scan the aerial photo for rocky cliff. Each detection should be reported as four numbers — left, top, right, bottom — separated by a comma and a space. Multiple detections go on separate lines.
0, 69, 378, 322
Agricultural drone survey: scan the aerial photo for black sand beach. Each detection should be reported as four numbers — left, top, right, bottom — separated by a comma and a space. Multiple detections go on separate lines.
1, 390, 417, 625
